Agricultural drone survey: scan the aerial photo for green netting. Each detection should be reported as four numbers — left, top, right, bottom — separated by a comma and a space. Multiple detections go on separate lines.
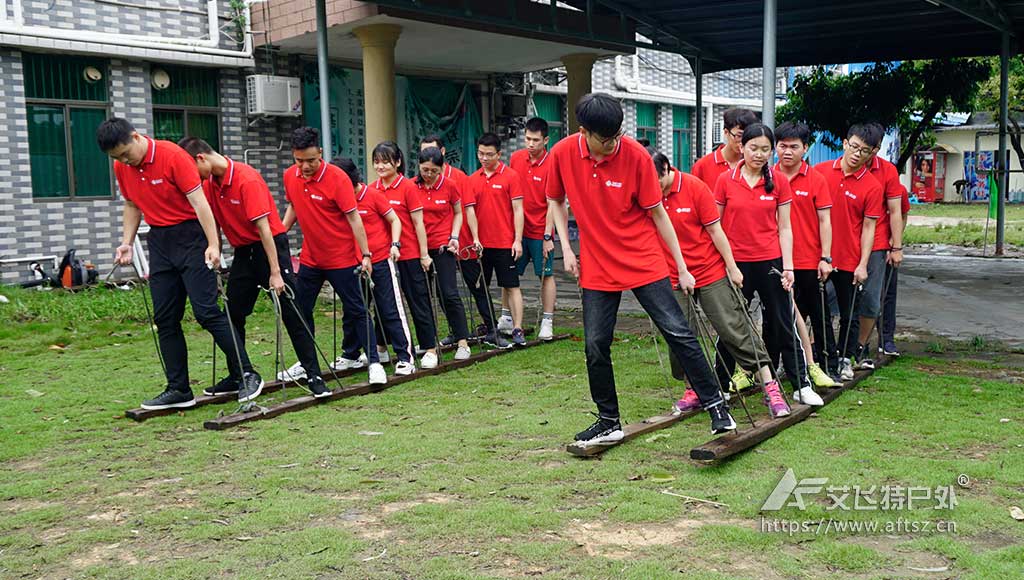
152, 66, 219, 107
23, 52, 108, 102
27, 105, 70, 198
405, 78, 482, 175
302, 64, 367, 175
673, 105, 691, 129
636, 102, 657, 128
69, 108, 112, 197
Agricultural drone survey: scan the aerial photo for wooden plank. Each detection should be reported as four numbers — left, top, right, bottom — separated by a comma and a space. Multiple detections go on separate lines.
565, 386, 761, 457
203, 335, 569, 431
689, 359, 890, 462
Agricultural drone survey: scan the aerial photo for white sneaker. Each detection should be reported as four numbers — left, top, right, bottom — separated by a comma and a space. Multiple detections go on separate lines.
377, 349, 391, 364
497, 315, 514, 335
421, 351, 438, 369
538, 318, 554, 341
394, 361, 416, 376
330, 353, 367, 371
839, 358, 854, 381
276, 361, 306, 382
368, 363, 387, 385
454, 345, 471, 360
793, 386, 824, 406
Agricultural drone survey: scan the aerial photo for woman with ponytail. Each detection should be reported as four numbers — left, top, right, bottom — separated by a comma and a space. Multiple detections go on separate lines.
712, 123, 824, 418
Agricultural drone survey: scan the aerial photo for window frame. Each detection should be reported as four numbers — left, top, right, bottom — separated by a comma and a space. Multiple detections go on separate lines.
151, 105, 223, 152
26, 97, 114, 202
672, 127, 694, 172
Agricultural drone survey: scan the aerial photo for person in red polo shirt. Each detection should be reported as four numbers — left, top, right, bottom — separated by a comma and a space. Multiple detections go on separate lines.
773, 122, 840, 387
178, 137, 330, 398
713, 124, 823, 416
547, 93, 736, 446
369, 141, 441, 369
509, 117, 557, 341
467, 132, 528, 346
98, 118, 262, 410
330, 157, 417, 375
647, 148, 779, 415
814, 124, 885, 382
691, 108, 759, 189
279, 127, 385, 386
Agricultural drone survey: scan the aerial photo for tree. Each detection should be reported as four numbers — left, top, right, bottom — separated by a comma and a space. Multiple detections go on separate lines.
778, 59, 990, 172
974, 55, 1024, 182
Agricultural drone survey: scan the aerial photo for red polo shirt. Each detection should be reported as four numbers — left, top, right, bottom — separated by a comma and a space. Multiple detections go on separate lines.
284, 161, 359, 270
416, 174, 462, 249
774, 161, 832, 270
467, 162, 524, 249
509, 148, 551, 239
660, 169, 727, 289
444, 164, 479, 259
691, 145, 733, 189
203, 158, 285, 248
714, 163, 793, 262
372, 175, 424, 260
546, 134, 668, 291
114, 137, 202, 227
814, 159, 884, 272
867, 156, 908, 251
353, 184, 394, 263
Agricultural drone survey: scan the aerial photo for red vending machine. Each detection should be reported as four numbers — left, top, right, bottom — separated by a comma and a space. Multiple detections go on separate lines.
912, 150, 947, 202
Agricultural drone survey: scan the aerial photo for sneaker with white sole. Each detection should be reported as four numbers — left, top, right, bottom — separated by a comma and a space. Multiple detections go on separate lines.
454, 345, 471, 360
377, 349, 391, 364
368, 363, 387, 385
307, 375, 331, 398
140, 388, 195, 410
331, 353, 367, 371
538, 318, 554, 341
394, 361, 415, 376
793, 386, 824, 406
731, 369, 753, 391
708, 403, 737, 434
237, 372, 264, 403
881, 342, 901, 357
763, 380, 791, 418
277, 361, 306, 382
808, 362, 841, 388
497, 315, 514, 335
421, 351, 438, 369
672, 388, 701, 414
838, 358, 855, 381
573, 415, 623, 447
854, 344, 875, 370
203, 376, 240, 397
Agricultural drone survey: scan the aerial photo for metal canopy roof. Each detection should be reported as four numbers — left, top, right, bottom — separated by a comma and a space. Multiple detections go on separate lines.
590, 0, 1024, 72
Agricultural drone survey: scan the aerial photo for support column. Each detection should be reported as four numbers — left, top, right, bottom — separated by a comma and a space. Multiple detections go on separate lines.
315, 0, 332, 158
762, 0, 777, 127
354, 23, 402, 180
694, 56, 704, 157
997, 31, 1010, 256
562, 53, 598, 133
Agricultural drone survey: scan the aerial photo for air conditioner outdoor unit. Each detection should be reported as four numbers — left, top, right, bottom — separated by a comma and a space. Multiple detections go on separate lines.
246, 75, 302, 117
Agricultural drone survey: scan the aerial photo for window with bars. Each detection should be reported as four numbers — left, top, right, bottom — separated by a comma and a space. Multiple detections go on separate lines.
152, 66, 221, 151
672, 106, 694, 172
24, 52, 112, 199
635, 102, 658, 147
532, 93, 565, 143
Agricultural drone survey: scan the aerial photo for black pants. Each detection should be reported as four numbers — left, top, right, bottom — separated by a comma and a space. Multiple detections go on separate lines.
583, 277, 724, 420
459, 257, 495, 331
147, 220, 253, 392
793, 269, 836, 372
831, 269, 861, 359
227, 234, 321, 378
429, 249, 469, 341
394, 258, 437, 350
719, 259, 810, 391
347, 259, 414, 363
881, 264, 899, 346
296, 263, 379, 365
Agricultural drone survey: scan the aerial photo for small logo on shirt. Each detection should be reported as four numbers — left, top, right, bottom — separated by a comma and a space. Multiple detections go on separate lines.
311, 194, 324, 201
389, 200, 402, 205
229, 199, 241, 205
532, 176, 543, 182
759, 195, 775, 201
434, 199, 448, 205
795, 190, 810, 197
151, 179, 164, 185
845, 191, 857, 200
491, 184, 503, 190
358, 209, 368, 215
605, 180, 623, 188
675, 207, 692, 213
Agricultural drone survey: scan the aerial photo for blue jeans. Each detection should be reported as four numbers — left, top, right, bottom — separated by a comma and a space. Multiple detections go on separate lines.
582, 277, 724, 419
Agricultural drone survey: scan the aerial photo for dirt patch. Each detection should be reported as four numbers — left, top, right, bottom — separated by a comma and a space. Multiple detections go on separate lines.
380, 492, 455, 514
1, 499, 58, 513
911, 360, 1024, 383
562, 508, 743, 560
70, 542, 139, 569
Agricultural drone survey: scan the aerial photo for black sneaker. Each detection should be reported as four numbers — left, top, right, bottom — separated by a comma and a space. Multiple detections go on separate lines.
238, 371, 264, 402
483, 331, 512, 349
855, 344, 875, 370
511, 328, 527, 347
203, 376, 240, 397
307, 375, 331, 398
440, 334, 457, 347
573, 415, 624, 447
141, 388, 196, 410
708, 403, 737, 434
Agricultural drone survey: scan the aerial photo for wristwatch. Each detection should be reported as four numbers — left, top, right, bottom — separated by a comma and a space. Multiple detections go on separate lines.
820, 256, 833, 264
391, 241, 402, 249
362, 252, 372, 258
543, 234, 553, 241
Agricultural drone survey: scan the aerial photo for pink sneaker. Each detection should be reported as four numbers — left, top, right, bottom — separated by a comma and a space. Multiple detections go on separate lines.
763, 380, 791, 418
673, 388, 701, 414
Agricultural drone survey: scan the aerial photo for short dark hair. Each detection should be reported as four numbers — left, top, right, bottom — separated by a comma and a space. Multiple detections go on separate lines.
524, 117, 549, 137
575, 93, 623, 138
372, 140, 405, 174
177, 136, 214, 157
847, 123, 883, 148
636, 138, 651, 148
774, 122, 811, 145
290, 126, 320, 151
722, 108, 758, 131
96, 117, 135, 151
418, 146, 445, 167
646, 146, 671, 178
330, 156, 362, 186
477, 132, 501, 150
420, 134, 444, 149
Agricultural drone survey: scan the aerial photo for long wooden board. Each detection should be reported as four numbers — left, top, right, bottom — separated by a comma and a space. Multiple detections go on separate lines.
689, 359, 890, 462
203, 335, 568, 431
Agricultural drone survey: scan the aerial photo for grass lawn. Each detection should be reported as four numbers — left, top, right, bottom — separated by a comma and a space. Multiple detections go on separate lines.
902, 203, 1024, 248
1, 286, 1022, 579
905, 203, 1024, 221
